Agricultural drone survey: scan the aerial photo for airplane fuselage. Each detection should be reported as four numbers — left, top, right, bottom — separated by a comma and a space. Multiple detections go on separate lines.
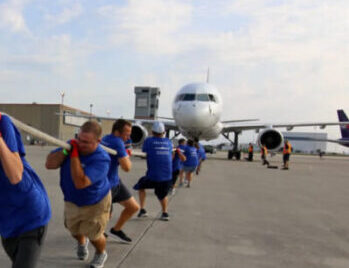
172, 82, 223, 141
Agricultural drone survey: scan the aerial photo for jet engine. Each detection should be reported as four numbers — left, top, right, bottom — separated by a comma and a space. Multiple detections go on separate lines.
257, 128, 284, 151
130, 123, 148, 146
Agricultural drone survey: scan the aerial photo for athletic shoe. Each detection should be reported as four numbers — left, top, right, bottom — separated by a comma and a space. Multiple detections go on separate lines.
179, 182, 184, 187
90, 251, 108, 268
77, 239, 89, 261
160, 212, 170, 221
109, 229, 132, 243
168, 188, 176, 196
137, 208, 148, 218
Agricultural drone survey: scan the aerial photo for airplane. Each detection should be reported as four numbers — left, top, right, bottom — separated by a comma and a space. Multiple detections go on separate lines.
61, 83, 349, 160
284, 109, 349, 148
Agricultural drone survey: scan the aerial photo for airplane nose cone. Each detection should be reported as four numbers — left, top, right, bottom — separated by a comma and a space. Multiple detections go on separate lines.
176, 103, 211, 127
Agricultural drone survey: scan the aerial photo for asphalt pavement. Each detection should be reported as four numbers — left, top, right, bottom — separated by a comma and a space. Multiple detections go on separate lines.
1, 147, 349, 268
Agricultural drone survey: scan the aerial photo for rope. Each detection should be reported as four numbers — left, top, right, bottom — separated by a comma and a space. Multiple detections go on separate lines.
2, 112, 117, 155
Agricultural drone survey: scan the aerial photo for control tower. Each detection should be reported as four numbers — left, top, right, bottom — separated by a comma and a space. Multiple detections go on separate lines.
134, 87, 161, 119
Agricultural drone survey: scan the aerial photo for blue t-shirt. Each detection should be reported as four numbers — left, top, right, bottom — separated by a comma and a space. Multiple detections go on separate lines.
183, 145, 199, 167
101, 134, 128, 188
142, 136, 172, 182
0, 114, 51, 238
172, 144, 185, 172
56, 144, 111, 207
197, 143, 206, 161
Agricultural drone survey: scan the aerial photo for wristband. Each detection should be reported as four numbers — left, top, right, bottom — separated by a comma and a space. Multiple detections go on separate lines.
62, 149, 69, 156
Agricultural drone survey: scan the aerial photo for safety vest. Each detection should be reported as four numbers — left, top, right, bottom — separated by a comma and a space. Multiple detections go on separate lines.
283, 142, 292, 154
248, 145, 253, 153
261, 146, 267, 156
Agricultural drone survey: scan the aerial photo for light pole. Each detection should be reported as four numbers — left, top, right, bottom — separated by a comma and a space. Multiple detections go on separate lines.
89, 104, 93, 119
60, 91, 65, 105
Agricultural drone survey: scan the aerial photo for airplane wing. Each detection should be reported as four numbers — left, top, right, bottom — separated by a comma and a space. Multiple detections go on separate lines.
222, 121, 349, 133
284, 136, 349, 145
61, 111, 178, 130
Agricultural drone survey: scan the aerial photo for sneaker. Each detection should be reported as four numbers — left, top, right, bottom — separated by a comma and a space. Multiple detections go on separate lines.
168, 188, 176, 196
90, 251, 108, 268
109, 229, 132, 243
160, 212, 170, 221
179, 182, 184, 187
137, 208, 148, 218
77, 239, 89, 261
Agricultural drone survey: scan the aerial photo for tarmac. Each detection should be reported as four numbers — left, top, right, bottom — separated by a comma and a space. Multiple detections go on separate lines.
1, 147, 349, 268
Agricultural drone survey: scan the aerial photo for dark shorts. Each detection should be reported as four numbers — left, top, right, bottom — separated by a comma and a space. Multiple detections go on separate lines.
1, 225, 47, 268
283, 154, 290, 162
133, 176, 172, 200
182, 166, 196, 173
111, 180, 132, 203
172, 170, 180, 186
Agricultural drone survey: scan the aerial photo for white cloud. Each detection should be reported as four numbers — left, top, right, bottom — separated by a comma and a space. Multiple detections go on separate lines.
44, 2, 83, 25
0, 0, 30, 33
99, 0, 192, 55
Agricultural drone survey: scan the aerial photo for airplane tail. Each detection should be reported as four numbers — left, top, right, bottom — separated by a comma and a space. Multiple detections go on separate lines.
337, 109, 349, 138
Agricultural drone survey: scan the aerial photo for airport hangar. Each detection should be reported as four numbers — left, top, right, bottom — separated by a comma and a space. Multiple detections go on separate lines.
0, 87, 160, 144
282, 132, 327, 153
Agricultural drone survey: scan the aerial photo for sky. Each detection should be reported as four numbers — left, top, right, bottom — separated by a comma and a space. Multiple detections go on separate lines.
1, 0, 349, 152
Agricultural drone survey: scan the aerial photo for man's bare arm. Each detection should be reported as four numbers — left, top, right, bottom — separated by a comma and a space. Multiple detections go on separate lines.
46, 150, 67, 169
0, 137, 23, 185
119, 156, 132, 172
70, 157, 92, 189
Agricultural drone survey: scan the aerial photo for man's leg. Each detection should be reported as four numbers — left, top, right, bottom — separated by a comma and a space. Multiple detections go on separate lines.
113, 197, 140, 231
3, 226, 47, 268
139, 189, 146, 209
90, 235, 106, 254
74, 234, 87, 245
196, 161, 202, 175
160, 196, 168, 213
186, 171, 193, 187
178, 169, 184, 185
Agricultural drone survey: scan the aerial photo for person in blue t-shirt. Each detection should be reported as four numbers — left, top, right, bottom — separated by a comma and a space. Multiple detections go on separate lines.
46, 121, 111, 268
0, 113, 51, 268
195, 139, 206, 175
101, 119, 140, 244
133, 121, 172, 221
182, 139, 199, 188
169, 138, 186, 195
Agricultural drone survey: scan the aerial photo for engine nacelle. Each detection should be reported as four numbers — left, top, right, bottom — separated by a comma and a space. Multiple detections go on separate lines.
257, 128, 284, 151
130, 123, 148, 146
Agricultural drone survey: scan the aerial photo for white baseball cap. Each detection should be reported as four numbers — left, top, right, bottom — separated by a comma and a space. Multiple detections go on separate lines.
152, 121, 165, 133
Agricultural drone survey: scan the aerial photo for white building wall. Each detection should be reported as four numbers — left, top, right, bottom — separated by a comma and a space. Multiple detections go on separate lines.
282, 132, 327, 153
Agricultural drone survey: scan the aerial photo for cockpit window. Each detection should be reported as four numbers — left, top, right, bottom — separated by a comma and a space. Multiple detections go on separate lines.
182, 94, 196, 101
175, 93, 218, 102
197, 94, 210, 101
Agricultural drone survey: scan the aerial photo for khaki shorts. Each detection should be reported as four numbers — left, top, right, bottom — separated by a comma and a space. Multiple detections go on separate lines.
64, 192, 111, 241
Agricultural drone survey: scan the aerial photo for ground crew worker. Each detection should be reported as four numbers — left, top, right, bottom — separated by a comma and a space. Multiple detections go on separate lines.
133, 121, 173, 221
261, 144, 269, 166
282, 140, 292, 170
247, 143, 253, 161
101, 119, 140, 243
0, 113, 51, 268
46, 121, 111, 268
